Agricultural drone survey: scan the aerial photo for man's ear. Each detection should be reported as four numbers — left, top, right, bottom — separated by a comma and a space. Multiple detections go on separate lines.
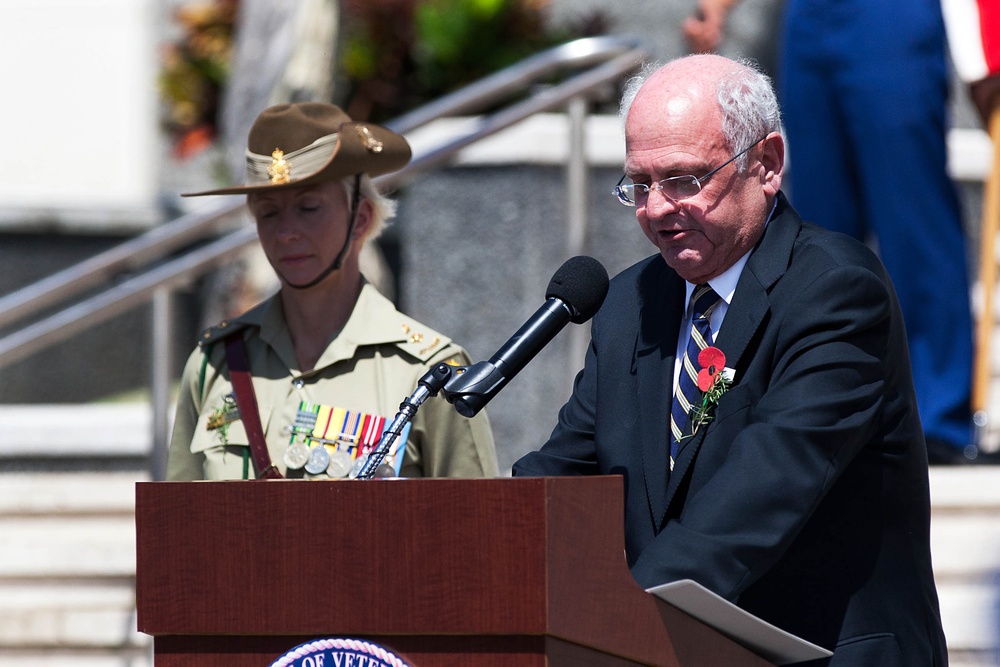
760, 131, 785, 196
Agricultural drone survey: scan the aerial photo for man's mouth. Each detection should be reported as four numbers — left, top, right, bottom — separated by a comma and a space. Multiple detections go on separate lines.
657, 228, 689, 240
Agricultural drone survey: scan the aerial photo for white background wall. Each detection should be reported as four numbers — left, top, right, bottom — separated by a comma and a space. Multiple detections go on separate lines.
0, 0, 160, 231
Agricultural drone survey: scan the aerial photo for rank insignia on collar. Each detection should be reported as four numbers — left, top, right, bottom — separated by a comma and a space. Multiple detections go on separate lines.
419, 336, 441, 355
267, 149, 291, 184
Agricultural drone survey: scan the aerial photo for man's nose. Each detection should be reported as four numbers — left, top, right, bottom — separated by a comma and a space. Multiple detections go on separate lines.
642, 186, 681, 217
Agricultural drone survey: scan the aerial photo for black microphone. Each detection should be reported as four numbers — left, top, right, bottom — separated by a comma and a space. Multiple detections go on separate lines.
442, 256, 609, 417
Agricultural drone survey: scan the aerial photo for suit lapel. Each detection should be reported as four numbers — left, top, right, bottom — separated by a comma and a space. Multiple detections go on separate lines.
634, 261, 685, 525
660, 194, 803, 522
717, 195, 800, 365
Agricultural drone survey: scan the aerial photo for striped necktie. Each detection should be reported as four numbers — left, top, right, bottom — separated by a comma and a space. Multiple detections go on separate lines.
669, 284, 722, 470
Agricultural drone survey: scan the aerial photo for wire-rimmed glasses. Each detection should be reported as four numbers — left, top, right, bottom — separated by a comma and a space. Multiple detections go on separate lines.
613, 136, 766, 207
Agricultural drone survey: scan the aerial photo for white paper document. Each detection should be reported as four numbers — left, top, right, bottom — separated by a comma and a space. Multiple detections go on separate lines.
646, 579, 833, 665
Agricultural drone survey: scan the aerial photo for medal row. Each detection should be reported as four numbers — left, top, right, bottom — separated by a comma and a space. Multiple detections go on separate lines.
283, 441, 356, 477
283, 403, 410, 477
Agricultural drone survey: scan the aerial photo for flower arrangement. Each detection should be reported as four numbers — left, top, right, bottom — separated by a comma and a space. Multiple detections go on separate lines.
339, 0, 607, 122
158, 0, 240, 159
689, 346, 733, 434
157, 0, 607, 156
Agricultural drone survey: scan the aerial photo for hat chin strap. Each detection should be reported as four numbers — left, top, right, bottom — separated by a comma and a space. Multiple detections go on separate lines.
284, 175, 362, 291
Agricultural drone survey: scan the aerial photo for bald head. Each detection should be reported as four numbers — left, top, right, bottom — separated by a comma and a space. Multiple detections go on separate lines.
633, 54, 747, 115
616, 54, 785, 283
621, 55, 782, 169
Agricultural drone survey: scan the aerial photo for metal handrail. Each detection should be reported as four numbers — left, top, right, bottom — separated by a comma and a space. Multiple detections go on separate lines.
384, 35, 647, 134
0, 201, 245, 331
0, 35, 651, 477
0, 226, 258, 366
380, 48, 645, 189
0, 36, 646, 333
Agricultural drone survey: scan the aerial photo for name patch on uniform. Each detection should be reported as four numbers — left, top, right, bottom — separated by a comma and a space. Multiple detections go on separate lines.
269, 637, 413, 667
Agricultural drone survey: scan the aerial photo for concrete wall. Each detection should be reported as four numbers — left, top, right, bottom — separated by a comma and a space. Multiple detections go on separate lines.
394, 162, 652, 473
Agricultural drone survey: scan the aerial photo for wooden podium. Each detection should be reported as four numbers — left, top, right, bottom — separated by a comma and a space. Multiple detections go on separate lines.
135, 476, 774, 667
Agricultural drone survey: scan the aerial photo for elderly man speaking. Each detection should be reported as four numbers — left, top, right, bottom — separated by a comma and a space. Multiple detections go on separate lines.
514, 54, 947, 665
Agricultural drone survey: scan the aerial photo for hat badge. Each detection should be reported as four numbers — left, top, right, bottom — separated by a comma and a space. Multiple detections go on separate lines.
355, 126, 384, 154
267, 149, 291, 184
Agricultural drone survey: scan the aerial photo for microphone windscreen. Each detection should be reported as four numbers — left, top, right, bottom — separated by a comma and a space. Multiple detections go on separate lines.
545, 256, 609, 324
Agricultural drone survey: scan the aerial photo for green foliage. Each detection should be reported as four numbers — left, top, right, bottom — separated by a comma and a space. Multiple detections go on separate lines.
159, 0, 607, 157
158, 0, 240, 158
339, 0, 605, 122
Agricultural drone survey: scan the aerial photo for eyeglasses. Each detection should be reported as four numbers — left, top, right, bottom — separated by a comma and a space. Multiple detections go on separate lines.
613, 136, 766, 207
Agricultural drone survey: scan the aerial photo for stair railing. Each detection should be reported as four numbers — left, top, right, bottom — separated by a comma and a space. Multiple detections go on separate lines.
0, 35, 651, 478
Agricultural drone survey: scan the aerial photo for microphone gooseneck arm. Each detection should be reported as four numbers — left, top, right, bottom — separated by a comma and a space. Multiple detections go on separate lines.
353, 255, 609, 476
352, 362, 454, 479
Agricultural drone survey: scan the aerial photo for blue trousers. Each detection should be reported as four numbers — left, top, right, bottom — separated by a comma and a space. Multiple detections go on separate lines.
779, 0, 973, 449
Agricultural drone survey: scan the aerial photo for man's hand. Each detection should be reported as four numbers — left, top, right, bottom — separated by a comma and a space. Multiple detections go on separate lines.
683, 0, 739, 53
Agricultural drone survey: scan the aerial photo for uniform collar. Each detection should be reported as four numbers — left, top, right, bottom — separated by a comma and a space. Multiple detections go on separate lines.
251, 282, 418, 375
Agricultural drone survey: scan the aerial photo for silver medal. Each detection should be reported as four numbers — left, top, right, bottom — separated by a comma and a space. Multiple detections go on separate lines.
348, 455, 368, 479
304, 445, 331, 475
283, 441, 310, 470
326, 449, 354, 478
374, 463, 398, 479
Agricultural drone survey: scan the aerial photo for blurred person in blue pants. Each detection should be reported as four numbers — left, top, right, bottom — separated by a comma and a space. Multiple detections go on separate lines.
686, 0, 975, 463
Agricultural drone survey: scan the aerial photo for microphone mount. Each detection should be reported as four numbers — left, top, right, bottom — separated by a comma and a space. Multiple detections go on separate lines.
353, 256, 608, 478
439, 360, 504, 418
442, 297, 573, 417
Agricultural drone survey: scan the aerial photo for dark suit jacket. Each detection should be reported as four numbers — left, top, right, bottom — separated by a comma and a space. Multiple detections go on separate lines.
513, 194, 947, 666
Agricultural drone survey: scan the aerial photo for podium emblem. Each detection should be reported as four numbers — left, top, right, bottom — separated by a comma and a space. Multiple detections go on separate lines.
270, 637, 413, 667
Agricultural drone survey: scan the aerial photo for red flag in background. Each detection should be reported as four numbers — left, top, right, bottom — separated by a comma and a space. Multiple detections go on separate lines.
978, 0, 1000, 76
944, 0, 1000, 82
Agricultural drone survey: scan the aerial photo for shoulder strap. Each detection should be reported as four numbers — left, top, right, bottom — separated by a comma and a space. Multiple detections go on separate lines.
224, 333, 283, 480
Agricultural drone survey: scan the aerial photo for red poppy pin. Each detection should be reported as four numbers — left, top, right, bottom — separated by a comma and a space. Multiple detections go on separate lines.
690, 347, 734, 434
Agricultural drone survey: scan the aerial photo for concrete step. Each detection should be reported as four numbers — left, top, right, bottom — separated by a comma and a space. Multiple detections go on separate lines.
0, 582, 143, 648
930, 467, 1000, 509
0, 473, 140, 585
0, 405, 151, 459
0, 516, 136, 578
0, 472, 148, 661
930, 468, 1000, 658
0, 472, 140, 515
930, 467, 1000, 585
937, 580, 999, 652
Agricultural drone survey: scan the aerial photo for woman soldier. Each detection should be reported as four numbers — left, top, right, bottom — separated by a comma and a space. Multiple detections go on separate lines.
167, 102, 498, 480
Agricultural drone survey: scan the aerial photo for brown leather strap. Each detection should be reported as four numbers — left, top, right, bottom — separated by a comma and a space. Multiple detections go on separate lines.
224, 333, 283, 479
